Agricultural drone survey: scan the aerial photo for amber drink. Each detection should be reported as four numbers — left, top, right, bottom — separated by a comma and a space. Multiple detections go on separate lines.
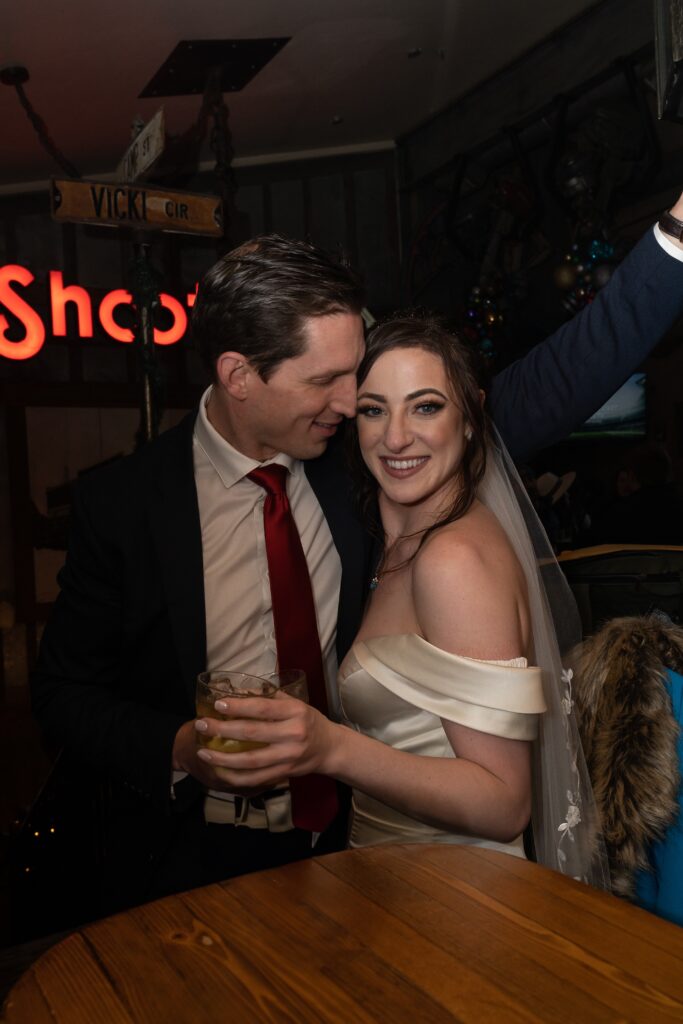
196, 671, 277, 754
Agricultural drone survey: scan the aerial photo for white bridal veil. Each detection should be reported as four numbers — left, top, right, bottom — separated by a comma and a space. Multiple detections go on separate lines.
479, 429, 610, 889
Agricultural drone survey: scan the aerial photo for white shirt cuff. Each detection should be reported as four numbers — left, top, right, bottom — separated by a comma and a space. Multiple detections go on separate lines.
171, 769, 188, 798
654, 223, 683, 262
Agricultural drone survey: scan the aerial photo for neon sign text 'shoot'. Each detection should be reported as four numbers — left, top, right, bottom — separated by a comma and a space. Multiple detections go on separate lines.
0, 264, 197, 361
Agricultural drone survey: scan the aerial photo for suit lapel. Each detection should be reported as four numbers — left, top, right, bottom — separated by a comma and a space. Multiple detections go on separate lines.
304, 441, 374, 661
149, 414, 206, 704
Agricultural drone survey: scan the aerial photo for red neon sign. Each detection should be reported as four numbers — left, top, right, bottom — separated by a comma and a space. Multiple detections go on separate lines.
0, 264, 196, 361
99, 290, 135, 344
0, 266, 46, 361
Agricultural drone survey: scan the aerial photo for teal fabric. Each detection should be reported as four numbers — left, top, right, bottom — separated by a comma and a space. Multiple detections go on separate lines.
634, 669, 683, 927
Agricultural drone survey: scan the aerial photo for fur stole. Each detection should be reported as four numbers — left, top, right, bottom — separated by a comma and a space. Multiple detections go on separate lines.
573, 615, 683, 899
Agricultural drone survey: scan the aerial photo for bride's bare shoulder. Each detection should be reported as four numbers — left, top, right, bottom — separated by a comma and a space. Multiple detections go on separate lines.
416, 501, 517, 577
412, 503, 528, 657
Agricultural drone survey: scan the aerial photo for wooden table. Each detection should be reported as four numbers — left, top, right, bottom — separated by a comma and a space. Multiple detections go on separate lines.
3, 844, 683, 1023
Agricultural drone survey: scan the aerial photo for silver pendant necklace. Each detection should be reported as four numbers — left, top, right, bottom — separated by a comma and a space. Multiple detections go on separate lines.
369, 554, 386, 590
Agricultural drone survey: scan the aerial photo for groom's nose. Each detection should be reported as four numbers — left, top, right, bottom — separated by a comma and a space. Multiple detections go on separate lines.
329, 374, 358, 418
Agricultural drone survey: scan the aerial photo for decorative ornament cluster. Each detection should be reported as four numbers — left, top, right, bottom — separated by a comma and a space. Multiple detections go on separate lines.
553, 239, 615, 314
463, 283, 505, 361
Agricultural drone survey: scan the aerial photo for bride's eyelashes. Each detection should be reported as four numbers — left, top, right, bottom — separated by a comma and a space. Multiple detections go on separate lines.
356, 401, 446, 418
414, 401, 444, 415
356, 404, 383, 417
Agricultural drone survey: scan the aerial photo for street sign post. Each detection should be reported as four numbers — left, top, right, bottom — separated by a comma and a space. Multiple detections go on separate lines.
51, 178, 223, 237
116, 107, 166, 182
50, 169, 223, 447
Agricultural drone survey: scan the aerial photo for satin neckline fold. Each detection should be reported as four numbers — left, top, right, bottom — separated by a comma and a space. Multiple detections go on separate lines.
349, 634, 546, 741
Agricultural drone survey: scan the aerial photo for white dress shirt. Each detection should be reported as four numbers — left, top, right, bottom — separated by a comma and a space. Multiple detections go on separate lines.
193, 385, 343, 718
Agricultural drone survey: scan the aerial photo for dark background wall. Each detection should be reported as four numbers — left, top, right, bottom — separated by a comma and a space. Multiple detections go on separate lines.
395, 0, 683, 531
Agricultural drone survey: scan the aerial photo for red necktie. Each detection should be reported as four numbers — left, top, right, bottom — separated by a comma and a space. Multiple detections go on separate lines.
248, 464, 339, 832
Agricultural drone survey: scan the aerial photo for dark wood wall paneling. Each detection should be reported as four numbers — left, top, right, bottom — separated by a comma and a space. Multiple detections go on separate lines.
234, 148, 400, 316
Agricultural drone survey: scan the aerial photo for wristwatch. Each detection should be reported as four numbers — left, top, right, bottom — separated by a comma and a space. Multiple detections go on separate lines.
659, 209, 683, 241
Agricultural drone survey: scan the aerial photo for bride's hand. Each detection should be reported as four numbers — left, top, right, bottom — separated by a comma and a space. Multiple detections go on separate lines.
193, 691, 338, 789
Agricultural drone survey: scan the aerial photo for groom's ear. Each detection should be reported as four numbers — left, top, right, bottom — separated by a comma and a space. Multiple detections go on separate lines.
216, 351, 252, 401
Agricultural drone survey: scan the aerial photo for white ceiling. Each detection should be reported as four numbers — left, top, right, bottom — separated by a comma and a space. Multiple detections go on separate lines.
2, 0, 599, 188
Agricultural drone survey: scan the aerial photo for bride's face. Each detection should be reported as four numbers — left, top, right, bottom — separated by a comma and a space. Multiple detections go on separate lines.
356, 346, 469, 510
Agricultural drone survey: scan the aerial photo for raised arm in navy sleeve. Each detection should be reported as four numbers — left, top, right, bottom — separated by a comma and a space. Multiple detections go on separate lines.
490, 228, 683, 459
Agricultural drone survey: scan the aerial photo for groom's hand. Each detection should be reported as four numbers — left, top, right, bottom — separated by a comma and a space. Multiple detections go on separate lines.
171, 719, 268, 796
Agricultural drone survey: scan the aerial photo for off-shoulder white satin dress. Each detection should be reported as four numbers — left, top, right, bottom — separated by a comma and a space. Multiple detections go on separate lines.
338, 634, 546, 857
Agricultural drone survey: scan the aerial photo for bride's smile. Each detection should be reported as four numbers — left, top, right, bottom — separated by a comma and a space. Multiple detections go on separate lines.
356, 345, 469, 517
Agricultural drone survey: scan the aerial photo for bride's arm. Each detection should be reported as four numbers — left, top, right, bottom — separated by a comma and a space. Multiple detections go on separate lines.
195, 694, 531, 842
194, 528, 534, 842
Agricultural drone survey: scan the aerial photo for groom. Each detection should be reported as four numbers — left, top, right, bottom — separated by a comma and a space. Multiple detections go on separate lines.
31, 200, 683, 921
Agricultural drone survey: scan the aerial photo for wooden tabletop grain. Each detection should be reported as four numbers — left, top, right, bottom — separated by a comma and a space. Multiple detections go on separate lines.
3, 844, 683, 1023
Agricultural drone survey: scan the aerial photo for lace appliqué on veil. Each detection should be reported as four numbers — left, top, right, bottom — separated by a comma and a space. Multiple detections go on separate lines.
555, 667, 587, 880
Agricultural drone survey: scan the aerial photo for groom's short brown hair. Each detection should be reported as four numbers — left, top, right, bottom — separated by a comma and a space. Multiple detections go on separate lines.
192, 234, 366, 380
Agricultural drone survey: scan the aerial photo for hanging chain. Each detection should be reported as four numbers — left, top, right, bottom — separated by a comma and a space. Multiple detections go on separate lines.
13, 80, 81, 179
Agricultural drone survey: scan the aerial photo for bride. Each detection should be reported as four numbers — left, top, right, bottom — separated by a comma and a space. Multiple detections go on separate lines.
198, 316, 608, 886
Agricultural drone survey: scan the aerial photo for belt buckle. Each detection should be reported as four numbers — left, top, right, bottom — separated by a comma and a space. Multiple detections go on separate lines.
262, 789, 294, 832
203, 789, 292, 830
233, 796, 249, 825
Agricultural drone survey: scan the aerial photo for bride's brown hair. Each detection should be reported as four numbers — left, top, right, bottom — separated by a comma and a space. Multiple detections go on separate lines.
346, 314, 491, 560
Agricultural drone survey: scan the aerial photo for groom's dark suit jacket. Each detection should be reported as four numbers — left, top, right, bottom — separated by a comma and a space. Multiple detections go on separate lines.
30, 228, 683, 910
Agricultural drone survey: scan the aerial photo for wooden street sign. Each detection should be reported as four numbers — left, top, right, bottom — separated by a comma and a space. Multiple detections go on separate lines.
51, 178, 223, 237
116, 107, 165, 182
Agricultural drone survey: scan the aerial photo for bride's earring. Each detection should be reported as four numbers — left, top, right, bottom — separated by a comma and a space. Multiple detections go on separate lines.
465, 427, 472, 441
